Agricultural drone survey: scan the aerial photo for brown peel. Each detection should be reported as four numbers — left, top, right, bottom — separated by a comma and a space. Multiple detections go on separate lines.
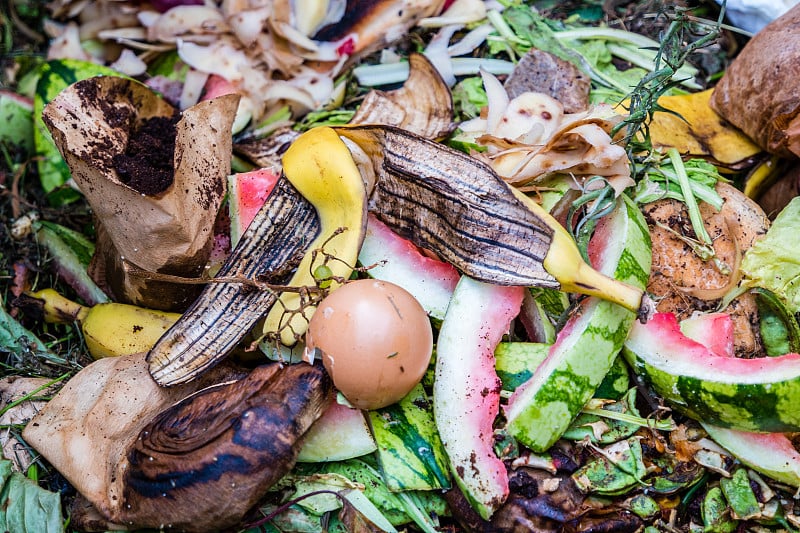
644, 182, 770, 356
22, 353, 332, 532
349, 52, 454, 140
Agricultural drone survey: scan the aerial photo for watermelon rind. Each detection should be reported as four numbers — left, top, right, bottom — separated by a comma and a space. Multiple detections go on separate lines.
505, 194, 652, 452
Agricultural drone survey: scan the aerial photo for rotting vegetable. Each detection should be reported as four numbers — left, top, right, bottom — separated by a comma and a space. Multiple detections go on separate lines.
9, 1, 800, 532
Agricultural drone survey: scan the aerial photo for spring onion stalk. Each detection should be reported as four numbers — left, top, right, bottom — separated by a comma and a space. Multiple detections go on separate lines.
647, 167, 724, 210
581, 406, 676, 431
353, 57, 514, 87
556, 27, 661, 49
607, 43, 701, 90
667, 147, 713, 246
486, 9, 525, 46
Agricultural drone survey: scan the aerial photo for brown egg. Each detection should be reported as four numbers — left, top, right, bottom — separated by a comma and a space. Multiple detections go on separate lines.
305, 279, 433, 410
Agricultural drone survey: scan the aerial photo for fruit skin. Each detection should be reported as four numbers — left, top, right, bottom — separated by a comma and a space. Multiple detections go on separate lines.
30, 289, 180, 359
505, 194, 652, 453
368, 383, 451, 491
623, 312, 800, 433
701, 423, 800, 488
81, 303, 181, 359
297, 401, 377, 463
433, 277, 524, 520
227, 167, 280, 246
335, 125, 651, 319
262, 126, 368, 346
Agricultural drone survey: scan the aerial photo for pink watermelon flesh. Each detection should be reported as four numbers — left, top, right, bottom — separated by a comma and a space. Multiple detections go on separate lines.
229, 167, 280, 245
360, 214, 459, 319
627, 313, 800, 383
680, 312, 734, 358
434, 279, 524, 518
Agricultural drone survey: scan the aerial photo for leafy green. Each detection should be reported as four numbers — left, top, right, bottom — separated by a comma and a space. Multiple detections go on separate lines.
633, 157, 724, 209
741, 197, 800, 314
34, 220, 109, 306
451, 76, 487, 120
293, 109, 355, 132
0, 459, 65, 533
284, 459, 448, 532
0, 300, 66, 365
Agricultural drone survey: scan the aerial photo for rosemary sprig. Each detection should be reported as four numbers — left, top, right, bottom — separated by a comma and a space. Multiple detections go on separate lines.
612, 5, 726, 178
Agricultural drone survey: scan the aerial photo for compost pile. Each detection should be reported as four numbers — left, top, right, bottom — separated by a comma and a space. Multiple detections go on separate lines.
4, 0, 800, 532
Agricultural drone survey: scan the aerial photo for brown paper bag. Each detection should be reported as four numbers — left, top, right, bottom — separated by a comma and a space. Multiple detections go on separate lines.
43, 76, 239, 310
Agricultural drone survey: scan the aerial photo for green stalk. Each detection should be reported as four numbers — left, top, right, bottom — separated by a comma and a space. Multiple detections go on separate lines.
581, 406, 676, 431
667, 147, 712, 246
0, 372, 70, 418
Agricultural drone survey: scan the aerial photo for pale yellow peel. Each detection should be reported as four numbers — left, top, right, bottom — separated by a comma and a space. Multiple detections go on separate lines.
510, 188, 645, 314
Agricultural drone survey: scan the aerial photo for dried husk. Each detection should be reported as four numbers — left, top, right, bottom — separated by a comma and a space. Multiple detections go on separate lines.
349, 52, 455, 140
0, 376, 60, 472
710, 4, 800, 158
22, 353, 333, 532
42, 76, 239, 310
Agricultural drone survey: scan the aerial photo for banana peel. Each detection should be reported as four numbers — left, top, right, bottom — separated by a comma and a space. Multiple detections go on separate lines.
261, 127, 368, 347
620, 89, 762, 169
334, 125, 651, 319
150, 124, 650, 386
29, 288, 180, 359
147, 176, 321, 386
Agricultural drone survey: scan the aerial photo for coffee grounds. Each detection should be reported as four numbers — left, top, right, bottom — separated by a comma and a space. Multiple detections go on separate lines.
113, 114, 179, 195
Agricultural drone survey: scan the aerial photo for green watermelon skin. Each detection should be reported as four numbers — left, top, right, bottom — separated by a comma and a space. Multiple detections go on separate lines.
624, 312, 800, 433
505, 194, 651, 453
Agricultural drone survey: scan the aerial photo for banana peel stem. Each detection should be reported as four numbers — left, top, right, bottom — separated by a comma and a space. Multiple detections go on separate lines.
543, 227, 651, 321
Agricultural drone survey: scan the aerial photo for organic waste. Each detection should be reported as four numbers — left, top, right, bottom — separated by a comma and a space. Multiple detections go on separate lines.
5, 1, 800, 533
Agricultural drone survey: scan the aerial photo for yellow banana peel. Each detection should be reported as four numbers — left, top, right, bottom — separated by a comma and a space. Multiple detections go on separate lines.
30, 288, 180, 359
262, 127, 368, 346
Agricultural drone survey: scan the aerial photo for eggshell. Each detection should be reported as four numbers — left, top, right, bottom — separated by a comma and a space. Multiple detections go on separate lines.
305, 279, 433, 410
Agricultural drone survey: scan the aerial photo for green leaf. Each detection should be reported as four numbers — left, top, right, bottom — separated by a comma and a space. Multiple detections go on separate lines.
741, 197, 800, 313
451, 77, 487, 120
571, 437, 648, 495
719, 467, 760, 520
34, 220, 109, 306
0, 301, 66, 365
0, 459, 65, 533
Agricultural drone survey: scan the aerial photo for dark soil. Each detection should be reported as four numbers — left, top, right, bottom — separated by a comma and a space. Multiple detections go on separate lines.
112, 114, 180, 196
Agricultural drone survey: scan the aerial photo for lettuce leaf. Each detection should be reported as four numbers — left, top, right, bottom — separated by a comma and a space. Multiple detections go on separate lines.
0, 460, 65, 532
741, 197, 800, 313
